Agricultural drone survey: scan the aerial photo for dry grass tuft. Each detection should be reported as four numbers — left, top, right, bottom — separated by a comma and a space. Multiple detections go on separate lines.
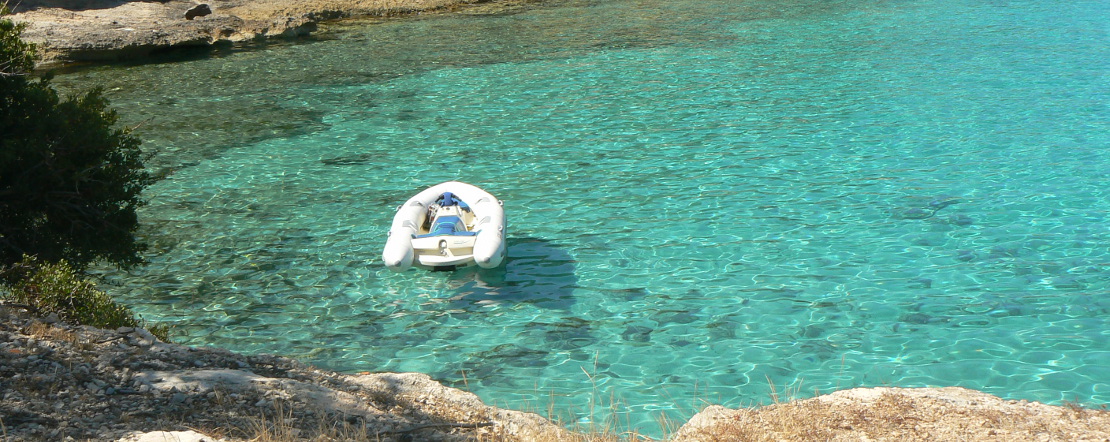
25, 320, 77, 342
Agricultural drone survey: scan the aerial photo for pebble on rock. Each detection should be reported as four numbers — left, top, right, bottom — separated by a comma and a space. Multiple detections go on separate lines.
184, 4, 212, 20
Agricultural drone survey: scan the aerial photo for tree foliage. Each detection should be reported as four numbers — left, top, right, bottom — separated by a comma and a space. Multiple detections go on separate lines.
1, 6, 152, 269
0, 2, 35, 75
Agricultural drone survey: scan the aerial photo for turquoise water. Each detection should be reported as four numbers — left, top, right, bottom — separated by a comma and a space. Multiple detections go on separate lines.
57, 0, 1109, 434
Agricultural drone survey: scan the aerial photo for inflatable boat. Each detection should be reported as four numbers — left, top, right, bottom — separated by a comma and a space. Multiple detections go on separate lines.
382, 181, 506, 272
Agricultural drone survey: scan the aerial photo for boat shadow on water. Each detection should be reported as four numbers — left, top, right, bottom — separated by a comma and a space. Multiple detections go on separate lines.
442, 236, 578, 313
429, 236, 602, 389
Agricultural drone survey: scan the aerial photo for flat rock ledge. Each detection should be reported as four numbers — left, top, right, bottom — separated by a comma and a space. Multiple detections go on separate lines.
673, 387, 1110, 441
8, 0, 496, 66
3, 302, 1109, 441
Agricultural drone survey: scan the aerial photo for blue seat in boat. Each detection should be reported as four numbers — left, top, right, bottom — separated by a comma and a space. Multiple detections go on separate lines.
415, 215, 478, 238
431, 216, 462, 235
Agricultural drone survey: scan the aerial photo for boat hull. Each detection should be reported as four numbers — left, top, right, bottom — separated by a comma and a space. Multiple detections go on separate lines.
382, 181, 506, 271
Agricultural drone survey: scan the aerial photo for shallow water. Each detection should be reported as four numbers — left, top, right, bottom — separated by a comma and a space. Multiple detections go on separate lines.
57, 0, 1110, 434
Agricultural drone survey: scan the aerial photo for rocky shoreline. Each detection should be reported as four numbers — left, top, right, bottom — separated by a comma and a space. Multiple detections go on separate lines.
9, 0, 528, 67
0, 303, 568, 441
4, 301, 1110, 441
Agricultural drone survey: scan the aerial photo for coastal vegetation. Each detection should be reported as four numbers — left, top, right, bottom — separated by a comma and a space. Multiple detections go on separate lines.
0, 3, 161, 338
2, 255, 171, 340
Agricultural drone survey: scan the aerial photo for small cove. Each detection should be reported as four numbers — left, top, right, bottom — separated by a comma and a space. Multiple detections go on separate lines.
51, 0, 1110, 435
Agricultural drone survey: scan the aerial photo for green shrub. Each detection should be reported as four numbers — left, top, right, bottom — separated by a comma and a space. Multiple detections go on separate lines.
2, 255, 170, 341
2, 4, 152, 271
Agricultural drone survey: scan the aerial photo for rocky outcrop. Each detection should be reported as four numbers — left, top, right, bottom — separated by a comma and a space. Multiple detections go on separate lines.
7, 0, 488, 66
0, 303, 568, 441
10, 0, 304, 65
672, 386, 1110, 441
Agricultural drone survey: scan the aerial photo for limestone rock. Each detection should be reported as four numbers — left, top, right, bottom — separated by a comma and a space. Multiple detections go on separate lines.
671, 386, 1110, 441
0, 303, 567, 441
7, 0, 479, 66
118, 430, 225, 442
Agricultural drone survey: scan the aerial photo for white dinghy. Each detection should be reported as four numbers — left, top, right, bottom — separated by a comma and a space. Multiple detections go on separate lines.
382, 181, 506, 272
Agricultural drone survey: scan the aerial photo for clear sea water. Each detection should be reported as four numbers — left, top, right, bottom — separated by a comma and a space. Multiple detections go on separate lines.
55, 0, 1108, 435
